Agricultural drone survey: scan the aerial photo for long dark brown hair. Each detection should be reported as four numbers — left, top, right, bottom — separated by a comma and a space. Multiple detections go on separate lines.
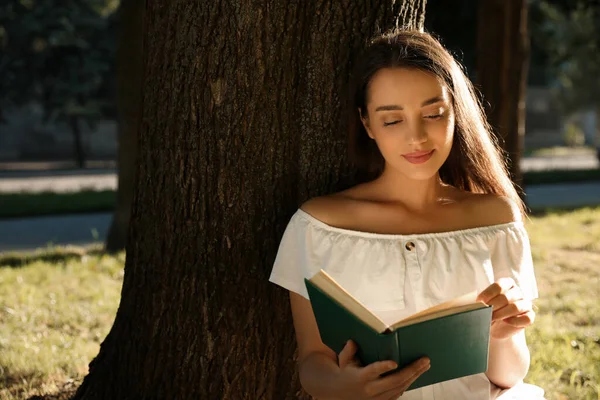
347, 29, 525, 216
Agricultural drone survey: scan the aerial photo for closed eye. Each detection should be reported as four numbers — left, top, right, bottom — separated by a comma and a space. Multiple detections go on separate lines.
425, 114, 443, 120
383, 120, 402, 127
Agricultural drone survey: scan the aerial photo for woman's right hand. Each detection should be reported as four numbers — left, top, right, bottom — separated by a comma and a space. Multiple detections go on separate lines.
332, 340, 431, 400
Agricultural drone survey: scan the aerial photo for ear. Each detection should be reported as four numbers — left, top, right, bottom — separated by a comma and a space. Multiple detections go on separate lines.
358, 108, 375, 139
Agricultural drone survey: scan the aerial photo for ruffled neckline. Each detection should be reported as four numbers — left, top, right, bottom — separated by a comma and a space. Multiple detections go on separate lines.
295, 208, 524, 241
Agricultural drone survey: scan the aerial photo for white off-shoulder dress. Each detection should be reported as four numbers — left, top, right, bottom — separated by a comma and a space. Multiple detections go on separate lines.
269, 209, 546, 400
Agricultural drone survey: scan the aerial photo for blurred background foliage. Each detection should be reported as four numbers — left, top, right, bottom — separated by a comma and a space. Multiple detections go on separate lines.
1, 0, 599, 134
530, 0, 600, 113
0, 0, 119, 122
0, 0, 119, 166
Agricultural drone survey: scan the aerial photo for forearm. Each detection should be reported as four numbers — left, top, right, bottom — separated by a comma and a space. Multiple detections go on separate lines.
486, 331, 530, 389
298, 352, 342, 400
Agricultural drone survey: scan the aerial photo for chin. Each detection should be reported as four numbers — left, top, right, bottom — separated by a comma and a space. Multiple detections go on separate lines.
391, 160, 444, 181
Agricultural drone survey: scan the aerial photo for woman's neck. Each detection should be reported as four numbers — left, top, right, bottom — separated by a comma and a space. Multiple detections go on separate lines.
373, 166, 451, 212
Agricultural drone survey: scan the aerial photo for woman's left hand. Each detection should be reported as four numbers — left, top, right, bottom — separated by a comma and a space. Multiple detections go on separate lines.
476, 277, 535, 340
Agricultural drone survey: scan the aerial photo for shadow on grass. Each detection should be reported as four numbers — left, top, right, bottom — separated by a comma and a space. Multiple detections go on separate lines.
28, 391, 78, 400
1, 371, 79, 400
0, 245, 111, 268
26, 381, 80, 400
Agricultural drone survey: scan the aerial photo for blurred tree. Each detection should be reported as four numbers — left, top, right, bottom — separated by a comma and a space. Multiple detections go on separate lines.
105, 0, 142, 253
529, 0, 600, 157
530, 0, 600, 110
0, 0, 118, 167
476, 0, 529, 193
71, 1, 427, 399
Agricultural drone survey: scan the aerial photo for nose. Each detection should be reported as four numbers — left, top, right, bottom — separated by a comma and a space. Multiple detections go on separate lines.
407, 121, 428, 144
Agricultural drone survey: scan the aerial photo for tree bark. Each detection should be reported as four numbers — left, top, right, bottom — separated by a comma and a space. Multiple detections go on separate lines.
105, 0, 144, 252
476, 0, 529, 193
73, 1, 427, 399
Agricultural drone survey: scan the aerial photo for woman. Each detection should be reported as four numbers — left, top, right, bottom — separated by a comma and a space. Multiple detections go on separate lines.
269, 29, 545, 400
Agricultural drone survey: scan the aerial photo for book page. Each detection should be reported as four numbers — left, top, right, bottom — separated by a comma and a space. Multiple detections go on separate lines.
389, 291, 486, 330
309, 270, 487, 333
309, 270, 389, 333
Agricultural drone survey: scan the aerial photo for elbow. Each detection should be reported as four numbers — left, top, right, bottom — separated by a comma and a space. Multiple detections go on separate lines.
488, 346, 531, 389
507, 342, 531, 387
490, 371, 528, 391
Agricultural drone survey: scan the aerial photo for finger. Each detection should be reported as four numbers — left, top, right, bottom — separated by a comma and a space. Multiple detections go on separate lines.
374, 361, 431, 399
338, 340, 359, 368
487, 286, 523, 312
370, 357, 430, 394
503, 310, 536, 327
493, 299, 532, 321
374, 386, 408, 400
361, 360, 399, 381
477, 277, 515, 304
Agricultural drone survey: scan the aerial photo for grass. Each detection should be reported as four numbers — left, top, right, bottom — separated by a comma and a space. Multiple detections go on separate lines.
525, 207, 600, 400
0, 249, 124, 400
0, 208, 599, 399
0, 191, 116, 219
523, 168, 600, 186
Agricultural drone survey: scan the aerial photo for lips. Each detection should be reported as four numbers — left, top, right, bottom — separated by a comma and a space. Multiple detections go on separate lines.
402, 150, 434, 164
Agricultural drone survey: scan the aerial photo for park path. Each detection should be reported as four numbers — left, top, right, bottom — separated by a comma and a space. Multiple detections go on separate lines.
0, 168, 116, 193
0, 212, 111, 253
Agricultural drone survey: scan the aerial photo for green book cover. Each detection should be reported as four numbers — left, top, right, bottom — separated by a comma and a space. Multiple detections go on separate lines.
305, 274, 493, 391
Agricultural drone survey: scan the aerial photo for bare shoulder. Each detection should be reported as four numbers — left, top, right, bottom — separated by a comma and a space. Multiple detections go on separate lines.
300, 195, 354, 226
461, 193, 523, 225
299, 185, 369, 226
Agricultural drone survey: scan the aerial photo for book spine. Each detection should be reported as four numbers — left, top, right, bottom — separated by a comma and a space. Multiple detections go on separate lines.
378, 332, 400, 374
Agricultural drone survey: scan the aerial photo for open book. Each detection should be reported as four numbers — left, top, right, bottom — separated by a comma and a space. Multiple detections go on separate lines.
305, 269, 493, 391
309, 269, 487, 333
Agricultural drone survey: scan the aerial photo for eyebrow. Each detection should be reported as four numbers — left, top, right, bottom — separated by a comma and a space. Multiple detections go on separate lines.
374, 96, 445, 112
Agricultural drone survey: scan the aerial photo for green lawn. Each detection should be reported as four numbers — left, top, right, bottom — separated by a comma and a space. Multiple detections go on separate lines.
525, 208, 600, 400
0, 249, 124, 400
523, 169, 600, 187
0, 191, 116, 219
0, 208, 599, 399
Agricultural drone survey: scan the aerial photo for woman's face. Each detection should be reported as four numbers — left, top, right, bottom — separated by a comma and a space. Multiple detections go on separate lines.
361, 67, 455, 181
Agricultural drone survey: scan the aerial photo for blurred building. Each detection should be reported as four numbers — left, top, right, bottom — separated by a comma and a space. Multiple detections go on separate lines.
525, 86, 598, 150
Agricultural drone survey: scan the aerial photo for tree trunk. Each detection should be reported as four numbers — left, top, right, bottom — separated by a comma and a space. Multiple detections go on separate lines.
105, 0, 144, 252
70, 116, 86, 168
476, 0, 529, 193
73, 1, 427, 399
